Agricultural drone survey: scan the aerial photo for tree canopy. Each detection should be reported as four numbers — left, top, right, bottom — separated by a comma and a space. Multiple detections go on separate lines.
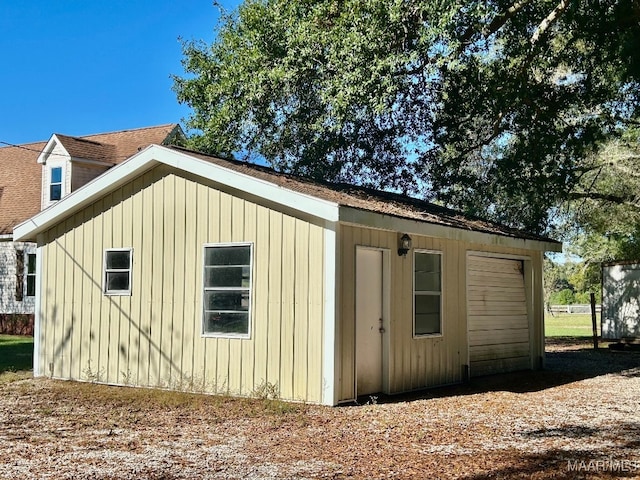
174, 0, 640, 234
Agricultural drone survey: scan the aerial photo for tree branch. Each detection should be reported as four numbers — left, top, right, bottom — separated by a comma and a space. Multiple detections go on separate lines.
569, 191, 633, 205
459, 0, 531, 47
530, 0, 568, 46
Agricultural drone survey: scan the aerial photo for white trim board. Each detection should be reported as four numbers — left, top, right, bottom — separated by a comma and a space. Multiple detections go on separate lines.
322, 223, 338, 406
339, 208, 561, 253
14, 145, 341, 241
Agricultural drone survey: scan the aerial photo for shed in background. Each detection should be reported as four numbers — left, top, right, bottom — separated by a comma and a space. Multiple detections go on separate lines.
602, 261, 640, 340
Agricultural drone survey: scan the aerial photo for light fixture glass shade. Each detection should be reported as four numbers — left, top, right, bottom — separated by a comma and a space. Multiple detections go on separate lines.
398, 233, 412, 256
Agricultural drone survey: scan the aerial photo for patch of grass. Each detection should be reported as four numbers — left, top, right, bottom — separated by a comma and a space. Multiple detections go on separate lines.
0, 334, 33, 373
0, 370, 32, 385
545, 313, 600, 337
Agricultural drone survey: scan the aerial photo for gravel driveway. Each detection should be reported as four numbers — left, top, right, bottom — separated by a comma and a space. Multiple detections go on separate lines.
1, 339, 639, 479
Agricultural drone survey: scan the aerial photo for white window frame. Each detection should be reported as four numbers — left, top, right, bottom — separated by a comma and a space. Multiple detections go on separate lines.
26, 253, 36, 297
50, 166, 63, 201
413, 249, 443, 338
103, 248, 133, 296
202, 242, 253, 339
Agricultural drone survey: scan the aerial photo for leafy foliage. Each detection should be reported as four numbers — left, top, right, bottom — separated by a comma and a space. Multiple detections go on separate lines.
544, 257, 601, 305
564, 128, 640, 264
174, 0, 640, 233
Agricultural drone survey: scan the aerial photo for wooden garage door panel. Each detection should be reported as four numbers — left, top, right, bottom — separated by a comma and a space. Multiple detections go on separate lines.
468, 328, 530, 346
466, 273, 524, 288
470, 357, 530, 377
468, 315, 529, 330
468, 257, 523, 271
467, 255, 529, 377
469, 342, 530, 360
467, 283, 526, 301
468, 301, 528, 315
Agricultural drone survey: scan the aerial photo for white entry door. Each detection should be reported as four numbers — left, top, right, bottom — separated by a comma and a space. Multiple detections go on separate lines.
355, 248, 384, 395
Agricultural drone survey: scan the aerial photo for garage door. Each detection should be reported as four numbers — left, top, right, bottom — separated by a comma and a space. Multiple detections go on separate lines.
467, 255, 530, 376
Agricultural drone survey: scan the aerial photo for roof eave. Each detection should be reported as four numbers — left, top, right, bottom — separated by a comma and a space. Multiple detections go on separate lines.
339, 206, 562, 252
37, 134, 67, 164
14, 145, 341, 241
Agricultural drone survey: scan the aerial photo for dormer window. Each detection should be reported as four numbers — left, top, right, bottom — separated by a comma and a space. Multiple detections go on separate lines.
50, 167, 62, 201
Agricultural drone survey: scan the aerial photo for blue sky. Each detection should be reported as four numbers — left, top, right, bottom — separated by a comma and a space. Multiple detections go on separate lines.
0, 1, 240, 145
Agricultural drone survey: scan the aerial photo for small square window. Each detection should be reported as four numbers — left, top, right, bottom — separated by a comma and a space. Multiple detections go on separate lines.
104, 249, 132, 295
203, 244, 252, 337
50, 167, 63, 201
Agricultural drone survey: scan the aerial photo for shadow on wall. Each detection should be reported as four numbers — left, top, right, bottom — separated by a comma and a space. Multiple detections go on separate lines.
44, 207, 184, 387
602, 265, 640, 339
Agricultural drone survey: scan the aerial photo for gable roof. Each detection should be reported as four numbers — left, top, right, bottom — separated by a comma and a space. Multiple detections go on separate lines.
0, 124, 182, 234
14, 144, 561, 251
52, 135, 117, 163
0, 141, 45, 234
176, 147, 559, 245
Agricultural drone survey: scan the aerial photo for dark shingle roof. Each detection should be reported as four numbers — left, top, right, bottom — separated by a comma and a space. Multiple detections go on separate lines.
0, 141, 45, 234
167, 146, 559, 244
0, 124, 181, 233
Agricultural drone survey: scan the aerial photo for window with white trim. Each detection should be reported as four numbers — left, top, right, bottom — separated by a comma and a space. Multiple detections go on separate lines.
203, 244, 252, 336
104, 249, 132, 295
50, 167, 63, 201
26, 253, 36, 297
414, 251, 442, 336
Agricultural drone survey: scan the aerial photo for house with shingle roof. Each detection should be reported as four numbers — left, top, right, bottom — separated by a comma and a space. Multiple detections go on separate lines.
0, 125, 183, 333
15, 144, 560, 404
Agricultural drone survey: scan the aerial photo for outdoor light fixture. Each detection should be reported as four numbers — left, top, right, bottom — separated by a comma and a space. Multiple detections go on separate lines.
398, 233, 412, 256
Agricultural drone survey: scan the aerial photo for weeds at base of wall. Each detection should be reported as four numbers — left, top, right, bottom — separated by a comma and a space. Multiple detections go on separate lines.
252, 380, 280, 401
82, 360, 105, 383
76, 363, 303, 416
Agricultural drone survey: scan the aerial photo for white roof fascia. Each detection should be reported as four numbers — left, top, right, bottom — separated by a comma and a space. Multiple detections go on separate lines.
339, 206, 562, 253
154, 146, 340, 222
37, 134, 67, 165
14, 145, 340, 241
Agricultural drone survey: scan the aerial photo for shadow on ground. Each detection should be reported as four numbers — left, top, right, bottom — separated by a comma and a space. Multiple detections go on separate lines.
0, 335, 33, 373
353, 338, 640, 405
459, 446, 640, 479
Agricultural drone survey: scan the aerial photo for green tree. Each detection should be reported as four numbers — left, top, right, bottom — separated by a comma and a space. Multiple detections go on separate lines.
174, 0, 640, 233
565, 128, 640, 261
550, 288, 575, 305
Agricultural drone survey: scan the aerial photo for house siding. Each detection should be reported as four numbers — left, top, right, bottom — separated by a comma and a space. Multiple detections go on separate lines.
0, 240, 36, 315
40, 141, 70, 210
337, 224, 544, 402
71, 163, 110, 192
38, 164, 326, 403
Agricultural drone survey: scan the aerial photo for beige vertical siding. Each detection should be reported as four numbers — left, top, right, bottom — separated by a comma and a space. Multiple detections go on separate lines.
39, 165, 326, 403
337, 224, 545, 402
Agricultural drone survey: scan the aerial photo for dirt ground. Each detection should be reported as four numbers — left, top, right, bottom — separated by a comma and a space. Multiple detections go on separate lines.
1, 339, 639, 479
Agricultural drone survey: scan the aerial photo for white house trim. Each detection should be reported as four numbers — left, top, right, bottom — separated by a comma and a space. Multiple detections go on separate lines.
37, 135, 67, 164
322, 223, 338, 406
33, 240, 44, 376
339, 207, 561, 253
14, 145, 341, 241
